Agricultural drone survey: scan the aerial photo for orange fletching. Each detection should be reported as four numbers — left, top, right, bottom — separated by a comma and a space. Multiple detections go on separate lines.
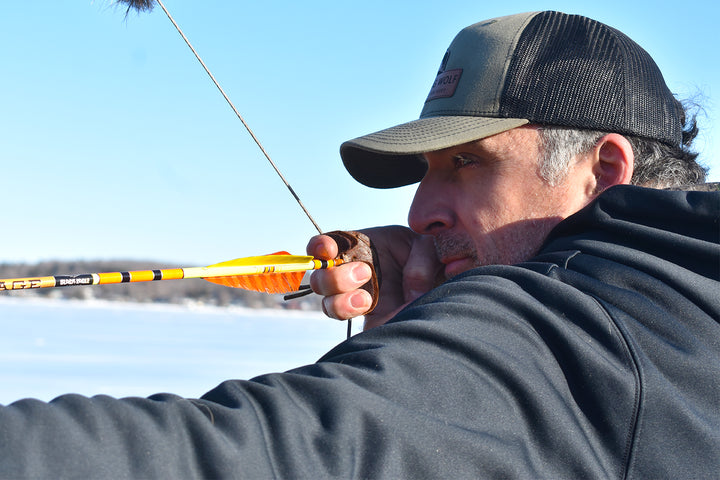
203, 271, 305, 293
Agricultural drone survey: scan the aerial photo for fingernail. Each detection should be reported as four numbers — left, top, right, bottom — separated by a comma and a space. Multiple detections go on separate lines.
350, 291, 368, 309
351, 263, 372, 283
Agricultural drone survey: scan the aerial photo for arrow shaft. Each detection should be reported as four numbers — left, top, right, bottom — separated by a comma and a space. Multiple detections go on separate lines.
0, 268, 180, 291
0, 258, 340, 291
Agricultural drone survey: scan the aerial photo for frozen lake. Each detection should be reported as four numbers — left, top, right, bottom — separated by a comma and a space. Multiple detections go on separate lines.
0, 297, 356, 404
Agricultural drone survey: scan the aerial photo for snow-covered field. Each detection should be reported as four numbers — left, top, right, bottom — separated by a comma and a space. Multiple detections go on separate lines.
0, 297, 354, 404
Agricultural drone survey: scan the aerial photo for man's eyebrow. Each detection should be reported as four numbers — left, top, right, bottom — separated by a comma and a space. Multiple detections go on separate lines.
460, 141, 503, 159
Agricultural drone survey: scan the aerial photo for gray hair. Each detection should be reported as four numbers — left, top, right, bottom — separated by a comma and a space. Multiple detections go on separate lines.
537, 103, 707, 188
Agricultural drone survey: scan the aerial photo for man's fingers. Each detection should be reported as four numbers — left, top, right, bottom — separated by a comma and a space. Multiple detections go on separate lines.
307, 227, 432, 325
307, 233, 376, 319
321, 290, 374, 320
310, 262, 372, 296
403, 235, 442, 302
306, 234, 339, 260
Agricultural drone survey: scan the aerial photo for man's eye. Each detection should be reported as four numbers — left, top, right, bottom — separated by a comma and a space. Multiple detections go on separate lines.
453, 154, 477, 168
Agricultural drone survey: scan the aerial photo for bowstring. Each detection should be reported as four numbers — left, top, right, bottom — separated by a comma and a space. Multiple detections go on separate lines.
154, 0, 322, 235
152, 0, 353, 338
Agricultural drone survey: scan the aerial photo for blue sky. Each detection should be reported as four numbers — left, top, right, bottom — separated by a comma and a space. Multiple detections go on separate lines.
0, 1, 717, 266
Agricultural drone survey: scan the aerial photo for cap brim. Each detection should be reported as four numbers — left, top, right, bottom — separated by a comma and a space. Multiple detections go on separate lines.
340, 116, 529, 188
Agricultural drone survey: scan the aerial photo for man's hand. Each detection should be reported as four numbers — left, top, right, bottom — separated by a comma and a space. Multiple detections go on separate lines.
307, 226, 443, 330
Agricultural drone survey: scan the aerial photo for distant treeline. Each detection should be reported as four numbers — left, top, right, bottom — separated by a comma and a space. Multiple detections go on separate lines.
0, 260, 322, 311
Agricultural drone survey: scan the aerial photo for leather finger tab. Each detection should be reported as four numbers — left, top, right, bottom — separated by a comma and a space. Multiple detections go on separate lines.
325, 230, 380, 313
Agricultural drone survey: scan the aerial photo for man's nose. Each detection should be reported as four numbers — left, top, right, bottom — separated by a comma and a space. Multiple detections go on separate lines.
407, 175, 455, 235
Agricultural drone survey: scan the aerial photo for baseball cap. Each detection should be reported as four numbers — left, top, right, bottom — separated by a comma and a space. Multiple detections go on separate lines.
341, 11, 683, 188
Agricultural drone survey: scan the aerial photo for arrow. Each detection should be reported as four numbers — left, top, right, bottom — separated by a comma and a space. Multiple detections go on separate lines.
0, 253, 341, 294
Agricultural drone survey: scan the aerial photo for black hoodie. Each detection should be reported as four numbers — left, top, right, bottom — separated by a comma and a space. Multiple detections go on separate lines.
1, 185, 718, 479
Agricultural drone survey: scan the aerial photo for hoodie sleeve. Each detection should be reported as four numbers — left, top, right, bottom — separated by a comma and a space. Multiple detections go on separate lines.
0, 267, 642, 479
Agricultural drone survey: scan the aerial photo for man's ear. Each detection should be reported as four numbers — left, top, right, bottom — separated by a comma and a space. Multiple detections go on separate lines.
591, 134, 634, 194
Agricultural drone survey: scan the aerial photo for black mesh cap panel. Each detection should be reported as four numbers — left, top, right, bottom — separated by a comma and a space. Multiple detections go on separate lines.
500, 11, 682, 146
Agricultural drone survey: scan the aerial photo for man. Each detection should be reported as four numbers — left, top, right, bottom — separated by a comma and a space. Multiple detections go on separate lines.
1, 11, 718, 479
309, 11, 712, 329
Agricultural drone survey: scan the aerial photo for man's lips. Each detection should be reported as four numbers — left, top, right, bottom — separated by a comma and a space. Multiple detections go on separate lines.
441, 255, 476, 278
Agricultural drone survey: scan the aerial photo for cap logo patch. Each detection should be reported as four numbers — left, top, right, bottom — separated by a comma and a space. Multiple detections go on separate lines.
426, 68, 462, 101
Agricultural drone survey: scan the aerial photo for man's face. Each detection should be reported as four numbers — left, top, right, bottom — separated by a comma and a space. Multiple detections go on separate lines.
408, 126, 592, 279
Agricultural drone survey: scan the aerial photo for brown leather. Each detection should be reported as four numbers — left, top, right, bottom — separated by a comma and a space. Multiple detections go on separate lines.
325, 231, 381, 314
